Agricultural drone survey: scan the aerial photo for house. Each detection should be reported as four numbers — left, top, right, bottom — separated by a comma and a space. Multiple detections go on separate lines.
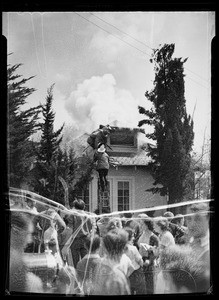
73, 127, 168, 215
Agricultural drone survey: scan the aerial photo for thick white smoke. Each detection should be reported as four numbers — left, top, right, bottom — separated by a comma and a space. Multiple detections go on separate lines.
65, 73, 151, 135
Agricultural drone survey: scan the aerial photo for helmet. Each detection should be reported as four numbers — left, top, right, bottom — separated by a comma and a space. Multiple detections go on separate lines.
102, 127, 109, 135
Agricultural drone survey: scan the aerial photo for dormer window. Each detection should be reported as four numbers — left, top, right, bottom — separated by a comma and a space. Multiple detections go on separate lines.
109, 128, 135, 147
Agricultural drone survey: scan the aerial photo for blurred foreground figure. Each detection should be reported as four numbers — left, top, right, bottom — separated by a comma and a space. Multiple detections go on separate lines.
9, 211, 44, 294
155, 245, 210, 294
76, 234, 101, 295
186, 202, 211, 291
65, 199, 94, 268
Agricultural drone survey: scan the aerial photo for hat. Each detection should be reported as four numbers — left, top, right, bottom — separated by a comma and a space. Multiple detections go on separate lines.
163, 211, 174, 220
97, 143, 105, 153
102, 127, 109, 135
156, 217, 169, 229
138, 213, 149, 219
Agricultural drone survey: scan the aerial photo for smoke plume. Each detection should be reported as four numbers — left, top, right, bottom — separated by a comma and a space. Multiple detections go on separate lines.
65, 73, 146, 135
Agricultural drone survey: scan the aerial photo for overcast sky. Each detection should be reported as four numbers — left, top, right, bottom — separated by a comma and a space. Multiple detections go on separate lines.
3, 11, 215, 153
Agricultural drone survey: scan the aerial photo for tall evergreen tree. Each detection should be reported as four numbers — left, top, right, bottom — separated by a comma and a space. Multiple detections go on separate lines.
34, 84, 64, 200
138, 44, 194, 207
38, 84, 64, 164
8, 62, 41, 187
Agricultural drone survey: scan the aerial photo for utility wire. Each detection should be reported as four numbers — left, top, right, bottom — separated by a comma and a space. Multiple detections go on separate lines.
90, 12, 209, 84
75, 12, 210, 90
184, 67, 209, 83
74, 12, 151, 57
90, 12, 153, 51
186, 75, 209, 90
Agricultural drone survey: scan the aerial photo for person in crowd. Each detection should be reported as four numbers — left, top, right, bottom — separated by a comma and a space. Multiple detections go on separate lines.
172, 213, 187, 230
38, 206, 66, 233
138, 216, 160, 254
93, 143, 110, 192
122, 212, 141, 249
57, 217, 74, 265
185, 202, 211, 290
97, 216, 124, 258
23, 195, 43, 253
96, 216, 111, 238
104, 227, 135, 280
43, 217, 60, 255
94, 207, 111, 237
91, 228, 131, 295
106, 216, 123, 232
154, 217, 175, 251
10, 193, 27, 209
65, 199, 94, 268
124, 227, 147, 295
25, 194, 38, 213
171, 213, 188, 244
155, 244, 211, 294
163, 211, 185, 244
37, 205, 66, 253
76, 234, 101, 295
137, 216, 159, 294
118, 247, 135, 280
98, 219, 134, 277
9, 210, 44, 293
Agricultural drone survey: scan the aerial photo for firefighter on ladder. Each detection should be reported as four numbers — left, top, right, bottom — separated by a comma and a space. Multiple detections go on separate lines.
93, 142, 118, 214
86, 125, 118, 212
93, 143, 112, 193
94, 142, 119, 189
86, 124, 114, 153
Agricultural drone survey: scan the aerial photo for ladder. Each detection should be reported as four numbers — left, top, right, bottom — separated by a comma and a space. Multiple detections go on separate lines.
98, 180, 110, 214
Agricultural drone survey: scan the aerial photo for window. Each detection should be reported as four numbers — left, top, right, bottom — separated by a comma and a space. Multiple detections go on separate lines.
77, 187, 90, 211
118, 181, 130, 211
110, 129, 135, 146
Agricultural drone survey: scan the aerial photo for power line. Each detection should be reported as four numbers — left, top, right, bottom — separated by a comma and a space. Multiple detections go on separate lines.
90, 12, 209, 84
90, 12, 153, 51
74, 12, 151, 58
184, 66, 209, 83
75, 12, 210, 90
186, 75, 209, 90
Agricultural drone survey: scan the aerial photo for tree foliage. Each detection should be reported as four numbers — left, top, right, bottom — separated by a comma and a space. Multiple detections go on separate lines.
192, 138, 211, 199
32, 84, 65, 201
8, 63, 41, 187
138, 44, 194, 205
69, 154, 95, 207
37, 84, 64, 164
27, 85, 94, 207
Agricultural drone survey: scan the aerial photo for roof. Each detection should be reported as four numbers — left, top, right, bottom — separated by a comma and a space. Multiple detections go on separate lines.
110, 149, 152, 166
71, 131, 153, 166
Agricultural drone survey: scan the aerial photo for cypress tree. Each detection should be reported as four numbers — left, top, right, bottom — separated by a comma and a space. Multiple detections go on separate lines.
38, 84, 64, 164
138, 44, 194, 207
34, 84, 64, 200
8, 62, 41, 187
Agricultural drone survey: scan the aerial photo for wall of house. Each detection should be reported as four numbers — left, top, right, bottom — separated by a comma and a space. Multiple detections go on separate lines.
90, 165, 167, 214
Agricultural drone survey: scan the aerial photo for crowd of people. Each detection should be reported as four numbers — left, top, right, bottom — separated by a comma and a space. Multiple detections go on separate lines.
8, 194, 212, 295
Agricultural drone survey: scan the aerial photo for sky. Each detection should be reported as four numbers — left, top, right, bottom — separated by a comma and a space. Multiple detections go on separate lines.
3, 11, 215, 154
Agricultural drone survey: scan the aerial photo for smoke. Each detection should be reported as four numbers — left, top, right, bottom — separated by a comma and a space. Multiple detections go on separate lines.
65, 73, 147, 134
